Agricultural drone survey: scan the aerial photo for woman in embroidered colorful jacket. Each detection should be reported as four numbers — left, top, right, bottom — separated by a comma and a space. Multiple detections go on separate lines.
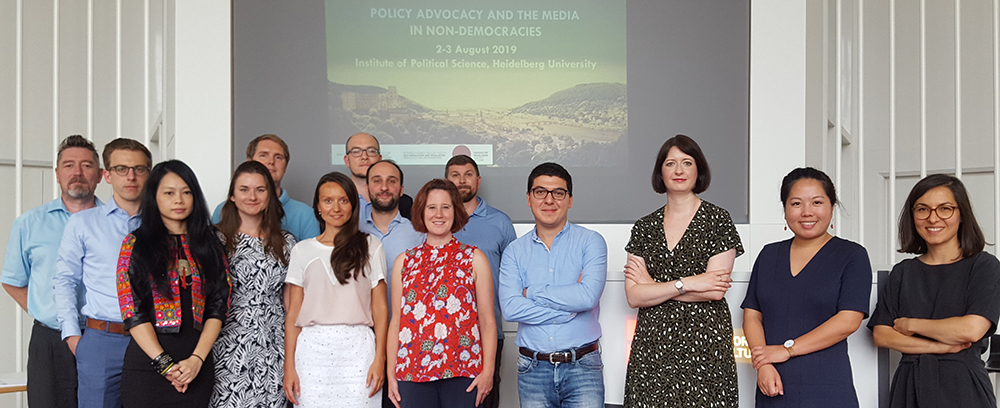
116, 160, 231, 407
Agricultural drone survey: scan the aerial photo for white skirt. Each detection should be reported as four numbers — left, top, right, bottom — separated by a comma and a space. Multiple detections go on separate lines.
295, 324, 380, 408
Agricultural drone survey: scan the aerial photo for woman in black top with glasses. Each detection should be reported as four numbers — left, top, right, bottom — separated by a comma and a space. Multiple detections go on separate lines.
869, 174, 1000, 407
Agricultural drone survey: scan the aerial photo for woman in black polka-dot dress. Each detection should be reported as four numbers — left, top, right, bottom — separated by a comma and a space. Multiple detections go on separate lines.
623, 135, 744, 407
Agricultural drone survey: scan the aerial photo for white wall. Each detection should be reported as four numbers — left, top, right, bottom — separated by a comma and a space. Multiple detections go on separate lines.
0, 1, 219, 406
6, 0, 999, 407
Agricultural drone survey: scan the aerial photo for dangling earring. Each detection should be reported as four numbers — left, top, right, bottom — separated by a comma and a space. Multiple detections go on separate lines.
830, 223, 834, 229
784, 225, 788, 231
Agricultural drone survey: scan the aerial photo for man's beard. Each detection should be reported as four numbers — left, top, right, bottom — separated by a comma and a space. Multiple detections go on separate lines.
371, 194, 399, 212
458, 187, 477, 203
65, 177, 94, 199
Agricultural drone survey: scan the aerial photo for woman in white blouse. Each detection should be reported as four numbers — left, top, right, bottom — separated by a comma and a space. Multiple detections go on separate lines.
283, 172, 388, 408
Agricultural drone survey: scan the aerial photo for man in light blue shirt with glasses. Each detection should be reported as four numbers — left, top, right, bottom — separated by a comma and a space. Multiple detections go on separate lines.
2, 135, 103, 408
500, 162, 608, 408
54, 138, 151, 408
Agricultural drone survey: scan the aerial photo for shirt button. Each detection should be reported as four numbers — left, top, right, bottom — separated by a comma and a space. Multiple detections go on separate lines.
550, 337, 554, 340
549, 269, 553, 272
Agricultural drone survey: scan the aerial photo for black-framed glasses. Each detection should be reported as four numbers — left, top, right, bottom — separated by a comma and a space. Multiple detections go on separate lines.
530, 187, 569, 200
109, 165, 150, 177
913, 204, 957, 220
347, 147, 380, 157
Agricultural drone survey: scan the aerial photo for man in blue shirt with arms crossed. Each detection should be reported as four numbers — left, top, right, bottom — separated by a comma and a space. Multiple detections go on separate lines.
212, 134, 320, 240
54, 138, 151, 408
500, 162, 608, 408
446, 154, 516, 408
2, 135, 103, 408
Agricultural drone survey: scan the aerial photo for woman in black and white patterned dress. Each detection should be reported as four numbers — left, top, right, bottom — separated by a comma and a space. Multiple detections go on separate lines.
623, 136, 744, 407
211, 161, 296, 408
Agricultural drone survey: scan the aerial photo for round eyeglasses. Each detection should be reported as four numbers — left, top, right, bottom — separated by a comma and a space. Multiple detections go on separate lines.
913, 204, 956, 220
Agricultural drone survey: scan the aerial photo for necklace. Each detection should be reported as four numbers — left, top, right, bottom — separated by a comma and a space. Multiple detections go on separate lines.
177, 259, 192, 277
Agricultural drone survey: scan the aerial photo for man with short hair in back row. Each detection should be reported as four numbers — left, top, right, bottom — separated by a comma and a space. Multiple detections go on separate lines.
54, 138, 152, 408
213, 134, 320, 241
446, 154, 516, 408
500, 162, 608, 408
2, 135, 103, 408
343, 132, 412, 219
357, 158, 424, 408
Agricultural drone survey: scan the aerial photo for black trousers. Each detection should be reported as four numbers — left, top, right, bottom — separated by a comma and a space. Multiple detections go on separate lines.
383, 339, 504, 408
27, 320, 78, 408
398, 377, 476, 408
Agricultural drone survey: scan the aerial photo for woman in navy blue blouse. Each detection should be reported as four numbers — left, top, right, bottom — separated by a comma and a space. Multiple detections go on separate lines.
741, 167, 872, 407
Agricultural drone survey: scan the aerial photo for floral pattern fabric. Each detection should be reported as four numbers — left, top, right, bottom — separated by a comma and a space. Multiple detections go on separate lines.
396, 238, 482, 382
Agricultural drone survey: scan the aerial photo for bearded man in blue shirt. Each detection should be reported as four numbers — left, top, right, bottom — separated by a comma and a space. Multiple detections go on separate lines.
499, 162, 608, 408
2, 135, 103, 408
446, 154, 517, 408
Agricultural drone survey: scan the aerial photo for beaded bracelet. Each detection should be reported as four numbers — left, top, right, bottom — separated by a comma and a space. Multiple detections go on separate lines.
151, 352, 176, 376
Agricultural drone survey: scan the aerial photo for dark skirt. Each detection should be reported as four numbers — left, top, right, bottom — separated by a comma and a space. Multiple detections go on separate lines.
121, 283, 213, 407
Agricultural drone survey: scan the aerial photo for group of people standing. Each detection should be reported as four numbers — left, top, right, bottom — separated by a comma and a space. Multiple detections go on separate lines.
621, 135, 1000, 408
2, 131, 998, 408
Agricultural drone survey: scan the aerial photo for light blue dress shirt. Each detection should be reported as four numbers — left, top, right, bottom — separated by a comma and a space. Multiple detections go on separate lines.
54, 196, 141, 339
212, 188, 320, 242
1, 197, 101, 329
358, 193, 371, 217
359, 209, 425, 310
499, 222, 608, 353
453, 197, 517, 339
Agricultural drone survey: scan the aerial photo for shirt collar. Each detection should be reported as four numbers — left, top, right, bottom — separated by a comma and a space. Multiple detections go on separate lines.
470, 196, 487, 217
46, 195, 103, 214
363, 207, 404, 227
279, 188, 291, 206
104, 195, 125, 215
530, 222, 571, 245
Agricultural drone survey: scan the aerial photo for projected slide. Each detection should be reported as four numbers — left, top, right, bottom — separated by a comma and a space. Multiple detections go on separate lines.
326, 0, 627, 167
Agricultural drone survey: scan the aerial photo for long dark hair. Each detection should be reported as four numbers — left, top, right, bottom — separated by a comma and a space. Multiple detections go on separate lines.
313, 172, 369, 284
130, 160, 227, 296
898, 174, 985, 258
217, 161, 288, 265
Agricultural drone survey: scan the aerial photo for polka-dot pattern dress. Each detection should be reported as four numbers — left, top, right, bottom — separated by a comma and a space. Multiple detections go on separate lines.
623, 201, 744, 408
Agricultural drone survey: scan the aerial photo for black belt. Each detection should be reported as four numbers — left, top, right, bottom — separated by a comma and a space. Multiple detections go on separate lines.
519, 342, 598, 364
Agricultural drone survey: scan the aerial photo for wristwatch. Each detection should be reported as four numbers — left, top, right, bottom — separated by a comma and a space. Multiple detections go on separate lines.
783, 339, 796, 357
674, 278, 685, 295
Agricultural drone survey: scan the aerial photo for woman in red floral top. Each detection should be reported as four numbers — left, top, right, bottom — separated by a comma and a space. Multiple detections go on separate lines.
386, 179, 497, 408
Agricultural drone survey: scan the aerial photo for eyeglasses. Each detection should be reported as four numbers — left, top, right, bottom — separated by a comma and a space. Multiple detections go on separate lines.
347, 147, 380, 157
109, 165, 150, 177
530, 187, 569, 200
913, 204, 957, 220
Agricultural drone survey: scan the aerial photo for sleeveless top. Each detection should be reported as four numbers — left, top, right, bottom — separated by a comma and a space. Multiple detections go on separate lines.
395, 238, 482, 382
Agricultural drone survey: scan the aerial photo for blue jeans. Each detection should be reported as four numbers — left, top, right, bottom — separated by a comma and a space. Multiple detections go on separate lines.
517, 349, 605, 408
76, 328, 130, 408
